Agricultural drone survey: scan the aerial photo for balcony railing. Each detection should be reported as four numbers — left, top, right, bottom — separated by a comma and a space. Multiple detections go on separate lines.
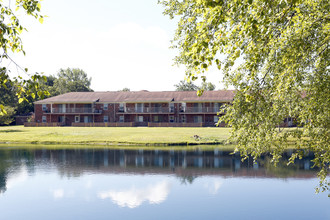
123, 107, 175, 114
49, 108, 102, 114
179, 107, 221, 113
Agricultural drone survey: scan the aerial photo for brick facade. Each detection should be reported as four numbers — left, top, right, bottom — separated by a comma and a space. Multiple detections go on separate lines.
30, 91, 235, 127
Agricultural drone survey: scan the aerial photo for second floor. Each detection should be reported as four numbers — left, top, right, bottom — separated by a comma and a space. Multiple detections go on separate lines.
37, 102, 228, 115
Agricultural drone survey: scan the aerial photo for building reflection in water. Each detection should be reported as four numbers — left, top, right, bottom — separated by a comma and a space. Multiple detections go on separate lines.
0, 147, 317, 194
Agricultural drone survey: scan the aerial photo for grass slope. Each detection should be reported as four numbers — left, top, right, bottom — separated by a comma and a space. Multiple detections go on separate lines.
0, 126, 231, 146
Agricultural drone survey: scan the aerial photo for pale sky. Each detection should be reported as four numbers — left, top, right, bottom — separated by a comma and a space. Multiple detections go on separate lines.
6, 0, 224, 91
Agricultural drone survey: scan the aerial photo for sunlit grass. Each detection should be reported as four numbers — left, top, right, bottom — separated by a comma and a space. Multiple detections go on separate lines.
0, 126, 232, 146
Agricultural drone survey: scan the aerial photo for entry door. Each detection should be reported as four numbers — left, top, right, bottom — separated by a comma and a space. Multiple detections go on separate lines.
84, 116, 89, 123
136, 103, 143, 113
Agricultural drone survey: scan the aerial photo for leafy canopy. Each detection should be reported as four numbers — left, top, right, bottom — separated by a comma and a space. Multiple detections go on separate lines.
174, 80, 215, 91
53, 68, 93, 95
160, 0, 329, 193
0, 0, 47, 115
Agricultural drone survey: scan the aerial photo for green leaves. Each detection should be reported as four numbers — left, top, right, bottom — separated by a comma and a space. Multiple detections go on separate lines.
161, 0, 330, 194
0, 0, 45, 117
39, 16, 44, 24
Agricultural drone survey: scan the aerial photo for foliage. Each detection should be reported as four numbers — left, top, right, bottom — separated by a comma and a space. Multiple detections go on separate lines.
0, 0, 48, 114
0, 69, 93, 117
174, 80, 199, 91
53, 68, 93, 95
200, 81, 215, 91
174, 80, 215, 91
160, 0, 329, 193
118, 87, 130, 92
0, 106, 15, 125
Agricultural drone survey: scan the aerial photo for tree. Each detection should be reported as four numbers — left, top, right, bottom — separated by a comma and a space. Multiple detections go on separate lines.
0, 0, 47, 115
53, 68, 93, 95
174, 80, 215, 91
118, 87, 130, 92
200, 81, 215, 91
0, 106, 15, 125
160, 0, 329, 193
174, 80, 199, 91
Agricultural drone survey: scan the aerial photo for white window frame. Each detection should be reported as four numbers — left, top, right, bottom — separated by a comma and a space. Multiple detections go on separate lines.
103, 103, 108, 110
42, 104, 47, 111
42, 116, 46, 123
75, 116, 80, 123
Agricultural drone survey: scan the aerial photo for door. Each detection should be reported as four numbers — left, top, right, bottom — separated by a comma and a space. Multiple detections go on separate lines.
136, 103, 143, 113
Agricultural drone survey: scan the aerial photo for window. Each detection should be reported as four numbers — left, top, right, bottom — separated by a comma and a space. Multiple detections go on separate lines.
75, 116, 80, 123
214, 116, 219, 123
169, 116, 174, 123
42, 116, 46, 123
119, 103, 125, 112
180, 103, 186, 112
103, 103, 108, 110
154, 103, 161, 112
119, 116, 124, 122
104, 116, 108, 122
169, 103, 174, 112
214, 103, 221, 112
181, 115, 186, 123
137, 116, 143, 122
42, 104, 47, 111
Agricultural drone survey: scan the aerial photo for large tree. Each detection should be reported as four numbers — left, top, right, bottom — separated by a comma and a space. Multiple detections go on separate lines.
0, 0, 47, 115
53, 68, 93, 95
160, 0, 329, 192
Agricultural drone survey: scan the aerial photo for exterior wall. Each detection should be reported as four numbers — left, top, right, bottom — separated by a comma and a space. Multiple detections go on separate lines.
32, 101, 229, 127
34, 104, 43, 123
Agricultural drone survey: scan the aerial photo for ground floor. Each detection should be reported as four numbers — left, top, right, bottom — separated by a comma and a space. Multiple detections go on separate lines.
30, 113, 225, 127
30, 113, 223, 127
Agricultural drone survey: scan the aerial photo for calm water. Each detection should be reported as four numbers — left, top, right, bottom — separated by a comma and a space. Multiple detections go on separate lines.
0, 147, 329, 220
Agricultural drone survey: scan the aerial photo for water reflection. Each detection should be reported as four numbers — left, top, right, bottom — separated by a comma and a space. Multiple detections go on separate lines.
0, 148, 328, 220
98, 180, 171, 208
0, 148, 317, 194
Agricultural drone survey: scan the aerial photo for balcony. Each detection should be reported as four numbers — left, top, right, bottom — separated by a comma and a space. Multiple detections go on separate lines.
120, 107, 174, 114
179, 107, 222, 114
46, 108, 102, 114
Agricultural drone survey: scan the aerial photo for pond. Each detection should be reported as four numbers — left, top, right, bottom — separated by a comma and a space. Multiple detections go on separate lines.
0, 147, 329, 220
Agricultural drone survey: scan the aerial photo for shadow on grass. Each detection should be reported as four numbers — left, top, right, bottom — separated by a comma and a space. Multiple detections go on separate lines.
0, 130, 24, 133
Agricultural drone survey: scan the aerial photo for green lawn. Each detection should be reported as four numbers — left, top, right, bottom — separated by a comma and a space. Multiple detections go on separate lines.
0, 126, 231, 146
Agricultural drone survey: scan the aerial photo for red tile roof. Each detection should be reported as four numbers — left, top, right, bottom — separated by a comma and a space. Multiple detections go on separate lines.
34, 90, 235, 104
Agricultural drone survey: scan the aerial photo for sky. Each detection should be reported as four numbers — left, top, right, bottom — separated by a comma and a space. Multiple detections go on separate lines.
6, 0, 224, 92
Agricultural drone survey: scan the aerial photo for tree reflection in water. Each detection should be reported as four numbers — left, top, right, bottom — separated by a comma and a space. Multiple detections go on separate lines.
0, 147, 318, 194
